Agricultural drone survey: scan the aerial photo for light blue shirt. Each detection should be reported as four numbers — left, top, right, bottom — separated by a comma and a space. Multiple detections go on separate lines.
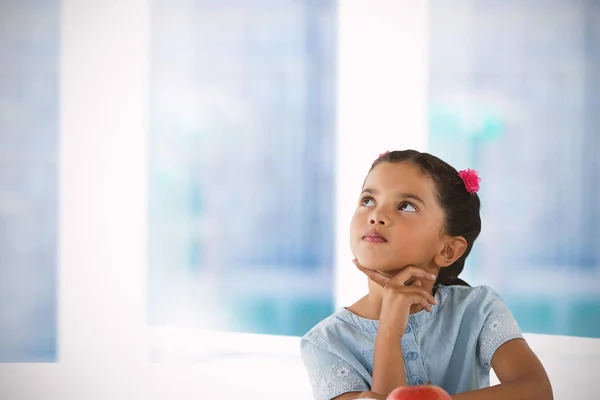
300, 285, 523, 400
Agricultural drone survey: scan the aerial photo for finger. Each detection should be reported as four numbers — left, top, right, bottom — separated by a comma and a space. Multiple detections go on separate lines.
353, 259, 392, 284
417, 288, 437, 305
421, 298, 433, 312
355, 264, 390, 287
390, 266, 437, 286
406, 292, 433, 312
384, 284, 437, 306
404, 279, 422, 287
411, 279, 422, 288
404, 286, 438, 305
402, 292, 432, 312
353, 258, 391, 278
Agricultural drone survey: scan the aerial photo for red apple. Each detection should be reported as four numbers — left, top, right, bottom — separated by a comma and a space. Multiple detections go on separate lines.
386, 384, 451, 400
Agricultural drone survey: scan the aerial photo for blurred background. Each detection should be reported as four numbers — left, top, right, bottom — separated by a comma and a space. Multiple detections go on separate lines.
1, 0, 599, 365
0, 0, 58, 362
428, 0, 600, 339
147, 0, 337, 337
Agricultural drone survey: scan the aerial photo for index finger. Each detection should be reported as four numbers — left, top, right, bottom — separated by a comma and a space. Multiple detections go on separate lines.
353, 259, 390, 287
389, 266, 437, 286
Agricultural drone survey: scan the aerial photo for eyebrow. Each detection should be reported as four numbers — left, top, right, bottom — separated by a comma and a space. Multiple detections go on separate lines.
361, 188, 426, 206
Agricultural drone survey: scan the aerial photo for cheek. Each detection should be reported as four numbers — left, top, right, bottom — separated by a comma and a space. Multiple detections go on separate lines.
391, 224, 437, 253
349, 214, 359, 238
349, 209, 366, 232
411, 230, 442, 255
349, 212, 364, 247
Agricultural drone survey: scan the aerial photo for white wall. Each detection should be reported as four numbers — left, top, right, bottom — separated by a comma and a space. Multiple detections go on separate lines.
0, 1, 598, 399
335, 0, 429, 309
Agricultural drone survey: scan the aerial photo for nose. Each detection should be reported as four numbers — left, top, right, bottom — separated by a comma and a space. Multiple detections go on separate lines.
369, 210, 389, 226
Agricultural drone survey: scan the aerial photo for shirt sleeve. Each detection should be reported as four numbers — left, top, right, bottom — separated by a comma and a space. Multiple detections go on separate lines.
476, 286, 525, 368
300, 333, 370, 400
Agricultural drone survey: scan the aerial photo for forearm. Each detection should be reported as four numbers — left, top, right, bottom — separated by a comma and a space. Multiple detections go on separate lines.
354, 392, 386, 400
371, 327, 406, 397
451, 378, 553, 400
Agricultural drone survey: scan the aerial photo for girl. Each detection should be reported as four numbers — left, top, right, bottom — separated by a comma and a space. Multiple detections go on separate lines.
300, 150, 552, 400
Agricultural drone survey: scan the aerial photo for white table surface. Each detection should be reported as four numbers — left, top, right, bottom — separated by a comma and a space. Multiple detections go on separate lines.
148, 329, 600, 400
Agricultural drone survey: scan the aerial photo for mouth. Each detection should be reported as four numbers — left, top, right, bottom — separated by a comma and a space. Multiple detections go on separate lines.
361, 230, 388, 243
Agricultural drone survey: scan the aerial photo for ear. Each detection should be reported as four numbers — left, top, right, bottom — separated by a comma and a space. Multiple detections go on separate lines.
434, 236, 468, 268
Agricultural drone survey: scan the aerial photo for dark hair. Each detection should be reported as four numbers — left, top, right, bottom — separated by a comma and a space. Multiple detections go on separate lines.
369, 150, 481, 287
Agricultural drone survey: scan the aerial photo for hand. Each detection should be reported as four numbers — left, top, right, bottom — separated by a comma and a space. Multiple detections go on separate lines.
353, 259, 437, 336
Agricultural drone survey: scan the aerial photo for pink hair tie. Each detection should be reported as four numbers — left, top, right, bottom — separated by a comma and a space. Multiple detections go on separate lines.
458, 169, 481, 194
378, 151, 390, 159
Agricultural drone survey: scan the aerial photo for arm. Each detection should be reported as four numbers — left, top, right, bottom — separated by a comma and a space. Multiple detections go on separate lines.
332, 391, 386, 400
451, 338, 552, 400
300, 334, 371, 400
448, 287, 554, 400
371, 327, 406, 395
356, 264, 438, 398
327, 328, 407, 400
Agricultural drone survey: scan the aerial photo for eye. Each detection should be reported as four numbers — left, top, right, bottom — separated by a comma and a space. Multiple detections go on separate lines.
360, 196, 375, 207
398, 202, 417, 212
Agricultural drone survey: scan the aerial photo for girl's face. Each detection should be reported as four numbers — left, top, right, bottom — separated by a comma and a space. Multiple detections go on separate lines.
350, 161, 448, 273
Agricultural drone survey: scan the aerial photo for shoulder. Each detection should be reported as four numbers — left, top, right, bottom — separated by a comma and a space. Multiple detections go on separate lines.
301, 308, 360, 350
438, 283, 498, 298
299, 310, 372, 399
448, 285, 523, 367
435, 284, 518, 338
471, 285, 514, 320
473, 284, 508, 306
300, 308, 377, 361
300, 314, 337, 352
438, 284, 508, 314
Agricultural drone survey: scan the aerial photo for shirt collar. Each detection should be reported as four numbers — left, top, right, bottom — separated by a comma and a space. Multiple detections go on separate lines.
335, 285, 450, 333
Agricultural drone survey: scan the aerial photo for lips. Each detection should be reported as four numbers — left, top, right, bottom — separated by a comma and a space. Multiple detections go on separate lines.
362, 230, 387, 243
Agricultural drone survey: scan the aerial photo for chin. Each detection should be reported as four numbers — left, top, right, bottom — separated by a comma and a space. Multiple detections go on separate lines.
355, 254, 395, 272
355, 252, 418, 275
